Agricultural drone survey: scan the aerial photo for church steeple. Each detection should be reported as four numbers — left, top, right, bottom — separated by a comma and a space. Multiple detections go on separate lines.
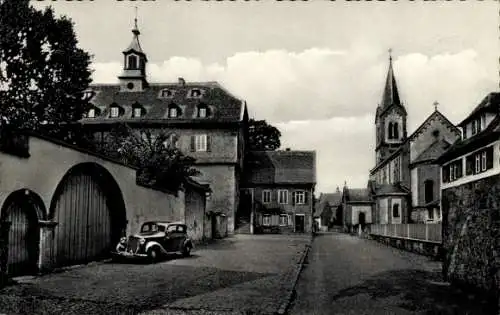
380, 51, 401, 109
118, 8, 148, 92
374, 50, 408, 164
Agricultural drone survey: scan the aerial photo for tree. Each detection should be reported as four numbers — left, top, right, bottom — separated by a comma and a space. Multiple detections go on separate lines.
0, 0, 92, 134
247, 119, 281, 151
104, 124, 201, 192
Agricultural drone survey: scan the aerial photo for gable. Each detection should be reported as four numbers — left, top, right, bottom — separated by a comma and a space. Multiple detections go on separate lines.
409, 111, 461, 162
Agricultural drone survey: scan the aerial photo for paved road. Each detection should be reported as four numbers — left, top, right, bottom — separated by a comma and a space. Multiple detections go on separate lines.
0, 234, 310, 315
289, 232, 496, 315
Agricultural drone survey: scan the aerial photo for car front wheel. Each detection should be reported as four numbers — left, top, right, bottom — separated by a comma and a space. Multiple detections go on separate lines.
147, 247, 161, 263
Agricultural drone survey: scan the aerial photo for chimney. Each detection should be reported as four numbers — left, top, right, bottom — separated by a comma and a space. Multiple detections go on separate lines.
178, 77, 186, 87
336, 186, 340, 193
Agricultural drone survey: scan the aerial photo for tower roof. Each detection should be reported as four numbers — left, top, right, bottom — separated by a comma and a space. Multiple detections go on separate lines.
380, 54, 401, 108
123, 17, 146, 57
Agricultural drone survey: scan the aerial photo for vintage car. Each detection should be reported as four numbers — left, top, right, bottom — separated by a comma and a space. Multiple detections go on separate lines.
112, 221, 193, 262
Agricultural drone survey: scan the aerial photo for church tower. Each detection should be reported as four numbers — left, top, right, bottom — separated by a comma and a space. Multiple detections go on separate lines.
374, 52, 407, 163
118, 14, 148, 92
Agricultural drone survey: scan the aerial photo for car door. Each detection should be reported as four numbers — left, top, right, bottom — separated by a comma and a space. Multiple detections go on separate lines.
171, 225, 186, 250
163, 224, 177, 251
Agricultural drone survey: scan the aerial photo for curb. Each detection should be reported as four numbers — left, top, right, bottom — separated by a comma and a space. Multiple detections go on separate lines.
275, 236, 313, 315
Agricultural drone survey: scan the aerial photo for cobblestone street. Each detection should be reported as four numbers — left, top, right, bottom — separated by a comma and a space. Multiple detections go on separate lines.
289, 232, 497, 315
0, 234, 311, 315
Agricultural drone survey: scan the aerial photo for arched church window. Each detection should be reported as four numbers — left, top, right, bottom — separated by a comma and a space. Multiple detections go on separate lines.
127, 55, 138, 69
388, 122, 394, 139
393, 122, 399, 139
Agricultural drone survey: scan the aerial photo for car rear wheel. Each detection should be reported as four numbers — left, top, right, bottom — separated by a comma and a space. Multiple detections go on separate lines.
147, 247, 161, 263
182, 245, 192, 257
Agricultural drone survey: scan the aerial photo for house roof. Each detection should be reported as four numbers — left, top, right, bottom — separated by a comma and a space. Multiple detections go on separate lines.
244, 150, 316, 185
344, 187, 372, 203
411, 139, 451, 165
80, 81, 245, 125
314, 192, 342, 217
458, 92, 500, 127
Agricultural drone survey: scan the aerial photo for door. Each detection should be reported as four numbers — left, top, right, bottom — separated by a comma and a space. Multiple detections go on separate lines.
52, 170, 114, 267
295, 215, 305, 233
359, 212, 366, 230
2, 198, 39, 276
164, 225, 178, 251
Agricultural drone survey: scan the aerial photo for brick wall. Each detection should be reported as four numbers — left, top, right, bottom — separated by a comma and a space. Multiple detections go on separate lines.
442, 174, 500, 299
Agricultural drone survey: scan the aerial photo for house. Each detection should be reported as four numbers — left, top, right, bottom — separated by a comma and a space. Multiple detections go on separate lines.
341, 184, 373, 234
314, 189, 342, 231
240, 150, 316, 234
368, 54, 461, 225
78, 19, 248, 235
437, 92, 500, 299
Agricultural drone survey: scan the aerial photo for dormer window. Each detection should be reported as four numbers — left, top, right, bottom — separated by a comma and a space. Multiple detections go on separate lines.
88, 108, 96, 118
160, 89, 174, 98
133, 107, 143, 118
127, 55, 138, 70
167, 104, 181, 118
82, 90, 95, 101
111, 107, 119, 118
197, 104, 210, 118
189, 89, 203, 99
471, 117, 482, 136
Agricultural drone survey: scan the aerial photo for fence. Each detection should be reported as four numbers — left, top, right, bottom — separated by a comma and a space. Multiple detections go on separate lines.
370, 223, 442, 243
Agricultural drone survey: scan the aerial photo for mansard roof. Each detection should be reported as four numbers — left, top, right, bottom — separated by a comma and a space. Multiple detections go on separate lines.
80, 81, 246, 125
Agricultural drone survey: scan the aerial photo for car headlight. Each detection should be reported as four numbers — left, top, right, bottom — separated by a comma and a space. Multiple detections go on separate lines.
139, 238, 146, 245
120, 237, 127, 244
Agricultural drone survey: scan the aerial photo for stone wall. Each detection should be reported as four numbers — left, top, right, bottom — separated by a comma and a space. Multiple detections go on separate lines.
441, 174, 500, 300
0, 222, 10, 287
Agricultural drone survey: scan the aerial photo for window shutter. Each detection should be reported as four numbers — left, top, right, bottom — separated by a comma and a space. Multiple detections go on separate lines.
190, 135, 195, 152
304, 191, 309, 204
486, 146, 494, 169
466, 156, 473, 175
206, 135, 211, 152
442, 166, 449, 183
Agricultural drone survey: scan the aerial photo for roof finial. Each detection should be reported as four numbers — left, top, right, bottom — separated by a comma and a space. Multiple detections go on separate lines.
433, 100, 439, 111
388, 48, 393, 62
132, 6, 140, 36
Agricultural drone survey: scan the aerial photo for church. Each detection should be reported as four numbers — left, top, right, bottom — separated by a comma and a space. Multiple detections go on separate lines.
367, 54, 461, 226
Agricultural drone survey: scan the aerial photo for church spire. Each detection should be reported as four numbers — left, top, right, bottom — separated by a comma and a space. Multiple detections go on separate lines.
380, 49, 401, 109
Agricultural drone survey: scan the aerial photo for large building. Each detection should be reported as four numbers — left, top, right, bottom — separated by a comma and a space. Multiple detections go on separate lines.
368, 54, 461, 226
79, 19, 248, 234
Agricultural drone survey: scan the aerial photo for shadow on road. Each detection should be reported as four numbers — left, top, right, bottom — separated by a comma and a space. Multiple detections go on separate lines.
331, 269, 498, 315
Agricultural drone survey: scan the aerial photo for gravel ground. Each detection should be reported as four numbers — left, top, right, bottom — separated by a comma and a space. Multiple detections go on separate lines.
0, 234, 311, 315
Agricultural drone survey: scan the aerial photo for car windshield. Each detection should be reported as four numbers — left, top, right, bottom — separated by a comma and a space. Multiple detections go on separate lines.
141, 223, 159, 233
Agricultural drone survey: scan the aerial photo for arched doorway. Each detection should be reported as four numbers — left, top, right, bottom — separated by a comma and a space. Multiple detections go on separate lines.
49, 163, 126, 268
1, 189, 45, 276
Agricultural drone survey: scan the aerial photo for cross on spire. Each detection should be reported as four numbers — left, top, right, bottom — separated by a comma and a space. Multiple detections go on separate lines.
132, 6, 140, 35
433, 101, 439, 111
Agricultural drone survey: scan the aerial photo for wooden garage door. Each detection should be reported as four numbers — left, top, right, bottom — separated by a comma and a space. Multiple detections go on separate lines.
52, 171, 114, 268
3, 200, 39, 276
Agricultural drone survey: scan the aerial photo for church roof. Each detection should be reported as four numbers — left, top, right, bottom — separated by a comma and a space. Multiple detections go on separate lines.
411, 139, 451, 165
244, 150, 316, 185
372, 183, 409, 196
408, 109, 460, 141
380, 55, 402, 109
344, 187, 372, 203
80, 81, 245, 125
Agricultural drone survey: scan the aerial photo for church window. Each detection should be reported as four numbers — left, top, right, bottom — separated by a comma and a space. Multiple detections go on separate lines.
127, 55, 138, 69
388, 122, 393, 139
392, 204, 400, 218
393, 122, 399, 139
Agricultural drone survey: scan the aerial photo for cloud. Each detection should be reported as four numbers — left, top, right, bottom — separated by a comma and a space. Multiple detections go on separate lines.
90, 48, 497, 191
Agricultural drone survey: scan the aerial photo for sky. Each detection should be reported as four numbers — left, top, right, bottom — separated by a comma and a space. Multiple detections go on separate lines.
31, 0, 499, 195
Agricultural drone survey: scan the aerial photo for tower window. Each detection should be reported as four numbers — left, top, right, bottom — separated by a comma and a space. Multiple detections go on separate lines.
127, 55, 138, 69
388, 121, 399, 140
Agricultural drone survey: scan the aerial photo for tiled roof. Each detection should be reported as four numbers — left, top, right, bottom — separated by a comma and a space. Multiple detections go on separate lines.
244, 150, 316, 185
80, 81, 245, 125
315, 192, 342, 216
372, 184, 408, 196
345, 188, 372, 203
458, 92, 500, 127
412, 139, 451, 164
